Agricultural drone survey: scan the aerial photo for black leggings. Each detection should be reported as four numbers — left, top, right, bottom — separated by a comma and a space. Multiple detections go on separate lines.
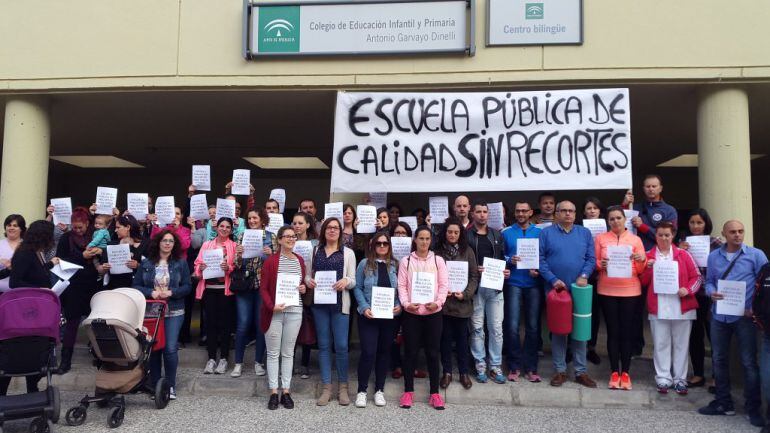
600, 294, 640, 374
203, 289, 235, 361
689, 294, 712, 377
402, 312, 442, 394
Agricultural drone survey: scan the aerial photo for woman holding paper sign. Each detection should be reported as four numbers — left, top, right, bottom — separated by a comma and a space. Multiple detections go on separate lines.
194, 217, 237, 375
9, 220, 58, 289
582, 197, 605, 365
97, 215, 147, 290
397, 226, 449, 410
640, 222, 701, 395
150, 207, 191, 260
594, 206, 646, 390
304, 218, 357, 406
291, 211, 317, 379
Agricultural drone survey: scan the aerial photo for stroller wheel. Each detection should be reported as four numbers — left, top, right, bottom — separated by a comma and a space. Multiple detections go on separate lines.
28, 417, 49, 433
65, 405, 87, 426
154, 378, 170, 409
108, 406, 125, 429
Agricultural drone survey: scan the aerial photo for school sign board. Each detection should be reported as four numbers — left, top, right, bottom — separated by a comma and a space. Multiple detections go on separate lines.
330, 89, 632, 193
487, 0, 582, 46
244, 0, 473, 58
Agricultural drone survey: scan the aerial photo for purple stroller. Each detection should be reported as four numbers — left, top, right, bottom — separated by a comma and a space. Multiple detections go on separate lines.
0, 288, 62, 433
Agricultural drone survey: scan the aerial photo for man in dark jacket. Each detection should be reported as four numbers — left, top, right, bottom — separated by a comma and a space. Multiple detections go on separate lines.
753, 262, 770, 433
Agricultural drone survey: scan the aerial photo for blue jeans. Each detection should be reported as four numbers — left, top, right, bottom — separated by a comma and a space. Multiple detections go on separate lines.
234, 291, 266, 364
470, 287, 504, 370
150, 314, 184, 389
760, 333, 770, 412
505, 284, 541, 373
711, 318, 760, 413
311, 305, 349, 384
551, 333, 587, 375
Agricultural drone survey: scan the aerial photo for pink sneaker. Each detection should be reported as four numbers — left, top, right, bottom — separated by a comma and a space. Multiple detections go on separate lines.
399, 392, 414, 409
429, 393, 445, 410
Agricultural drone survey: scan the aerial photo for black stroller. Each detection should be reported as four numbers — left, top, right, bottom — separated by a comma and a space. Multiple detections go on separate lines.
0, 288, 62, 433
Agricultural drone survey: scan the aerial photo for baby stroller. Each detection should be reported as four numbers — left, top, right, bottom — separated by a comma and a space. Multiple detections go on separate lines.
65, 288, 169, 429
0, 288, 62, 433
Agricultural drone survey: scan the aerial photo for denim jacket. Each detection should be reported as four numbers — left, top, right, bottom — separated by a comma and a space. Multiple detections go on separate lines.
354, 258, 400, 316
133, 257, 192, 311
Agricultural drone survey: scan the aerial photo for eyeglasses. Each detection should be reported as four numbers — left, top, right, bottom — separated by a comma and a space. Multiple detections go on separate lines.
160, 239, 175, 244
326, 226, 341, 231
375, 241, 390, 247
281, 235, 298, 240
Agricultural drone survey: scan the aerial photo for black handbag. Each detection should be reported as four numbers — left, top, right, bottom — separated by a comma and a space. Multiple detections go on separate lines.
230, 267, 256, 293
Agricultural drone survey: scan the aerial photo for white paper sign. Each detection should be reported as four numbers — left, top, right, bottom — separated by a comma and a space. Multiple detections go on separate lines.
52, 279, 70, 297
95, 187, 118, 215
106, 244, 132, 275
275, 273, 301, 307
192, 165, 211, 191
624, 210, 639, 235
155, 196, 175, 226
446, 260, 469, 293
50, 197, 72, 226
356, 205, 377, 234
269, 188, 286, 213
51, 260, 83, 281
126, 193, 149, 221
429, 196, 450, 224
607, 245, 633, 278
293, 240, 313, 264
215, 198, 236, 221
368, 192, 387, 209
583, 219, 607, 238
410, 271, 436, 304
241, 229, 264, 259
487, 202, 505, 231
231, 169, 251, 195
201, 248, 225, 280
324, 202, 344, 222
516, 238, 539, 270
716, 279, 747, 316
480, 257, 506, 291
190, 194, 209, 221
686, 236, 710, 268
653, 260, 679, 294
313, 270, 338, 304
371, 286, 395, 319
391, 237, 412, 261
266, 213, 284, 234
399, 216, 418, 235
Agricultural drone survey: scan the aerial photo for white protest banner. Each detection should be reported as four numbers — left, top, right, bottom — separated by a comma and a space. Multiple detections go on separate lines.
231, 169, 251, 195
190, 194, 209, 221
411, 272, 436, 304
582, 219, 607, 238
331, 89, 632, 192
215, 198, 236, 221
607, 245, 632, 278
95, 187, 117, 215
266, 213, 284, 234
716, 280, 747, 316
192, 165, 211, 191
269, 188, 286, 214
516, 238, 539, 269
653, 260, 679, 294
624, 210, 639, 235
429, 196, 450, 224
294, 240, 313, 264
487, 202, 504, 230
201, 249, 225, 280
107, 244, 132, 275
356, 205, 377, 234
391, 237, 412, 261
155, 196, 175, 226
50, 198, 72, 226
371, 286, 395, 319
368, 192, 387, 209
241, 229, 264, 259
127, 193, 149, 221
399, 216, 418, 235
313, 270, 338, 304
480, 257, 506, 291
324, 202, 344, 222
275, 273, 301, 307
686, 235, 710, 268
446, 260, 468, 293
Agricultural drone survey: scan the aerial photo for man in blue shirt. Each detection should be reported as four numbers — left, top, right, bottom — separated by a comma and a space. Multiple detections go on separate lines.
698, 220, 767, 428
539, 201, 597, 388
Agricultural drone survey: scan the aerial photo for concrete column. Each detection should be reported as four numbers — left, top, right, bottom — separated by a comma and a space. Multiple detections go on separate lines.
697, 87, 753, 244
0, 97, 50, 226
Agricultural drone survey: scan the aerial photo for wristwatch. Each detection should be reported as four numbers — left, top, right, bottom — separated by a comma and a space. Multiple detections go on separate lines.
579, 273, 588, 280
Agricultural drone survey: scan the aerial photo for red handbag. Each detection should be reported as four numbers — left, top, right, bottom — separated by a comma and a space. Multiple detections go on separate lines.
296, 307, 317, 346
546, 289, 573, 336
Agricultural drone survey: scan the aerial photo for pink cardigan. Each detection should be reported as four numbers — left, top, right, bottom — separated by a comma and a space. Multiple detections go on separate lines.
397, 251, 449, 315
193, 238, 237, 300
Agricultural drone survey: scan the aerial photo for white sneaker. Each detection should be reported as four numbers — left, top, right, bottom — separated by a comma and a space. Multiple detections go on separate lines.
169, 387, 177, 400
355, 392, 367, 408
214, 359, 228, 374
255, 363, 266, 376
230, 363, 243, 378
374, 390, 386, 407
203, 359, 216, 374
